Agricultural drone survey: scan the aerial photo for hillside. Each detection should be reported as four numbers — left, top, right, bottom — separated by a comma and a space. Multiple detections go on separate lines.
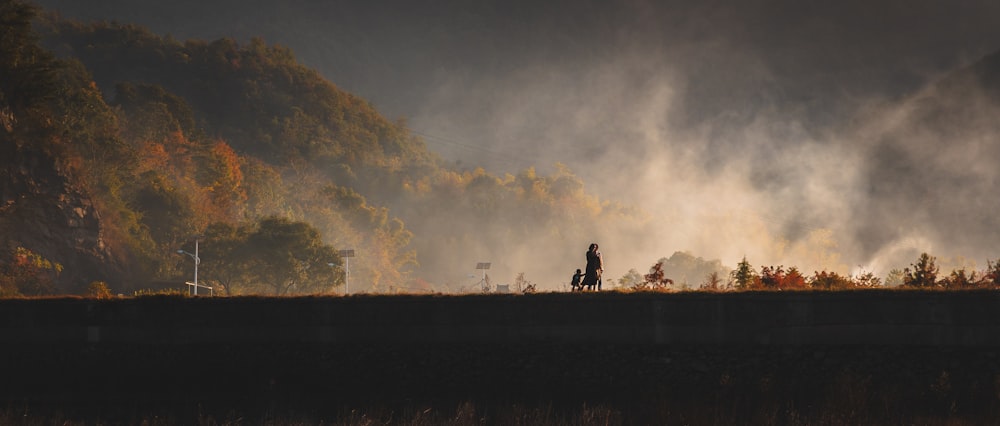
8, 0, 1000, 294
1, 0, 644, 294
1, 0, 129, 293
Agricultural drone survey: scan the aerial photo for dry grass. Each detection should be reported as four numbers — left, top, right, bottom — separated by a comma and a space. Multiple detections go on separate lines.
4, 393, 996, 426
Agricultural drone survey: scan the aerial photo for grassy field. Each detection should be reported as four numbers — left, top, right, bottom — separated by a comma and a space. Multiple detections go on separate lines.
4, 292, 1000, 424
4, 343, 1000, 425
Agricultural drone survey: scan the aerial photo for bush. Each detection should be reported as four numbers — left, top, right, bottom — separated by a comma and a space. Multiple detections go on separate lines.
133, 288, 188, 297
87, 281, 113, 299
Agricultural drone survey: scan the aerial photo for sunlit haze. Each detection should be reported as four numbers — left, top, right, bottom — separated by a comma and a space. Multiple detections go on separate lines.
35, 0, 1000, 289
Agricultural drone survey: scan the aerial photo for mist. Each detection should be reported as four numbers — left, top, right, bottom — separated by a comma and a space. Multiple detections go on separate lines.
400, 4, 1000, 288
395, 0, 1000, 285
34, 0, 1000, 288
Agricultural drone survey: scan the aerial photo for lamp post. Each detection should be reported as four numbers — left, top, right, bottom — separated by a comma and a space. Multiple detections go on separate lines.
476, 262, 491, 293
327, 262, 337, 294
177, 237, 201, 295
338, 249, 355, 295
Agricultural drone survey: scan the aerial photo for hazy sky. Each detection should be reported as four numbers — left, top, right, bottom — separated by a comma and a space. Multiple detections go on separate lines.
35, 0, 1000, 283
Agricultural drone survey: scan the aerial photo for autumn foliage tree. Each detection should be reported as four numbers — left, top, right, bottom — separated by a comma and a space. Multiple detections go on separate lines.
941, 268, 978, 289
982, 259, 1000, 288
246, 216, 340, 295
809, 271, 853, 290
903, 253, 939, 288
0, 247, 63, 296
636, 261, 674, 291
195, 217, 343, 295
198, 140, 248, 221
759, 265, 807, 290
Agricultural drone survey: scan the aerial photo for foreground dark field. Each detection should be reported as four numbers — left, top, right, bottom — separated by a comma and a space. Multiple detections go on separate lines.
3, 292, 1000, 424
5, 344, 1000, 425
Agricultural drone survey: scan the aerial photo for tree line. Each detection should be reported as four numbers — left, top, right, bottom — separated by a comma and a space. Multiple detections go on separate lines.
621, 252, 1000, 292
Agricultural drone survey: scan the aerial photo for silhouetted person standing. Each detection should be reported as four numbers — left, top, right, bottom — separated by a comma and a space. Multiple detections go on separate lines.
583, 243, 603, 291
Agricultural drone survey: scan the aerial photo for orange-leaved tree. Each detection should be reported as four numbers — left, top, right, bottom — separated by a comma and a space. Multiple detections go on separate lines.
759, 265, 807, 290
640, 261, 674, 291
0, 247, 63, 297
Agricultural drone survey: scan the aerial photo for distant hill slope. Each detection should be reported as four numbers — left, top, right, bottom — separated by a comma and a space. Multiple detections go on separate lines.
1, 3, 645, 293
2, 1, 129, 292
41, 19, 436, 173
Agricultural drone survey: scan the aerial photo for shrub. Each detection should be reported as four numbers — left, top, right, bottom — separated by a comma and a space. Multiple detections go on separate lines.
852, 270, 882, 288
700, 271, 725, 291
810, 271, 853, 290
87, 281, 113, 299
133, 288, 188, 297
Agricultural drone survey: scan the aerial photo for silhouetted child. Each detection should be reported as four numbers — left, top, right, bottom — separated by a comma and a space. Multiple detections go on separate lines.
571, 268, 584, 291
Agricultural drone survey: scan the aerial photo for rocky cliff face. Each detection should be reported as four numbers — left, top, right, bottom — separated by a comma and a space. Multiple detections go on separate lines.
0, 138, 124, 293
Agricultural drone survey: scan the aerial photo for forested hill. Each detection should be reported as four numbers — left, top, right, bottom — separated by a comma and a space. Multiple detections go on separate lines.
40, 18, 437, 173
0, 1, 645, 295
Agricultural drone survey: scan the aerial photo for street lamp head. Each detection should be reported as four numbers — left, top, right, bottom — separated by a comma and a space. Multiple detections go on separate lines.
177, 249, 185, 254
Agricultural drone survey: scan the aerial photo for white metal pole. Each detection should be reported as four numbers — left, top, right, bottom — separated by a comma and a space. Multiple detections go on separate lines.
345, 256, 350, 295
193, 238, 199, 295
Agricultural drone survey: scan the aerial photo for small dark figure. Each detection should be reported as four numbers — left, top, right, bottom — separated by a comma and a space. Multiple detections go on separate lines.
582, 243, 603, 291
571, 268, 584, 291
